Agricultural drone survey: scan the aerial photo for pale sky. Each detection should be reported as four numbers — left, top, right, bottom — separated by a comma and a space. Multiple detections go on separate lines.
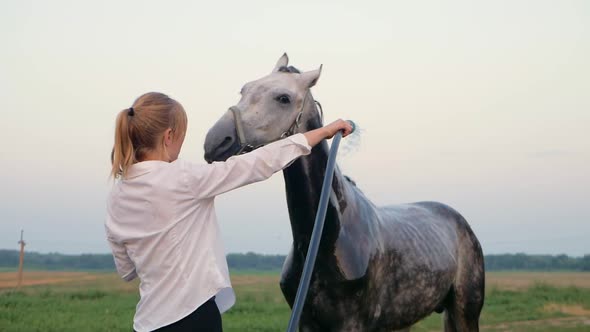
1, 0, 589, 256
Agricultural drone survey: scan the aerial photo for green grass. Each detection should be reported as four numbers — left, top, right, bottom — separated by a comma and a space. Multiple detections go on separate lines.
0, 288, 138, 332
1, 273, 590, 331
229, 268, 282, 276
484, 283, 590, 323
411, 283, 590, 331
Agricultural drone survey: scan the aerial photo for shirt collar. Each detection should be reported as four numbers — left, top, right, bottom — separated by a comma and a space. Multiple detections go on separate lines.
126, 160, 168, 179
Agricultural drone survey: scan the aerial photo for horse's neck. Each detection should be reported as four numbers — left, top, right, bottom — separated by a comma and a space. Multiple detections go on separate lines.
282, 100, 348, 253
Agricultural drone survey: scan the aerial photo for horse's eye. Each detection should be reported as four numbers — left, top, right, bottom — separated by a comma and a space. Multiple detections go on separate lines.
276, 94, 291, 105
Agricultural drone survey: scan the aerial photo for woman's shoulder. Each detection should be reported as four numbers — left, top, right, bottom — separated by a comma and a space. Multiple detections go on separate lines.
174, 158, 211, 174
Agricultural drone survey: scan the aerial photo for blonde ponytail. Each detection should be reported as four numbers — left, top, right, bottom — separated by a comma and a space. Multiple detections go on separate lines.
111, 109, 136, 178
110, 92, 187, 179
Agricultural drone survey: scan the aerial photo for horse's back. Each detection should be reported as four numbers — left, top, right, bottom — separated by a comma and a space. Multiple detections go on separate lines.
333, 199, 467, 280
377, 201, 484, 280
401, 201, 484, 274
376, 202, 464, 268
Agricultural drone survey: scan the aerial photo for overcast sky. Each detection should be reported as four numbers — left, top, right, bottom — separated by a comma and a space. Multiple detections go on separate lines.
1, 0, 588, 256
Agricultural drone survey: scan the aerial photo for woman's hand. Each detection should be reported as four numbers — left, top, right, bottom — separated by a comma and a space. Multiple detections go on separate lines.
303, 119, 354, 148
323, 119, 354, 138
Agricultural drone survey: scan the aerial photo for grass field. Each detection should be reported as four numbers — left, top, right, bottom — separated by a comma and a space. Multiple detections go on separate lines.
1, 271, 589, 331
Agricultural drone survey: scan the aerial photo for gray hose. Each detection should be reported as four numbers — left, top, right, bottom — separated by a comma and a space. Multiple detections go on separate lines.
286, 121, 355, 332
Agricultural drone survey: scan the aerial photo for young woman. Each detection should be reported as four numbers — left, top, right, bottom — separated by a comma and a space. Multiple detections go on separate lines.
106, 92, 353, 332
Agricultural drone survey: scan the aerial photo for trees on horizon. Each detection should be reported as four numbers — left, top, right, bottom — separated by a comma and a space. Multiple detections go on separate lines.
0, 249, 588, 271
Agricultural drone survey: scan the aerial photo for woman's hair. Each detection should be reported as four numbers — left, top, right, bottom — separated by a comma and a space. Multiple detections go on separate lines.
111, 92, 187, 179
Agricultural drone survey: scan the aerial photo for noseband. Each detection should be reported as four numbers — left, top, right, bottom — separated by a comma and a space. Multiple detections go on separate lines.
230, 92, 311, 155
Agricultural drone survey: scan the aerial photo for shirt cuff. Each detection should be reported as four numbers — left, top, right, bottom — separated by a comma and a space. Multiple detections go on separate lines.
288, 133, 312, 153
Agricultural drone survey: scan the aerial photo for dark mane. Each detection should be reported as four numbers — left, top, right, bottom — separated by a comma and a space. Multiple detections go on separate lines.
344, 175, 357, 187
278, 66, 301, 74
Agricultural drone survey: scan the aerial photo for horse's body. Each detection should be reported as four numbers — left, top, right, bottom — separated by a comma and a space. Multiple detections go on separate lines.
204, 54, 485, 331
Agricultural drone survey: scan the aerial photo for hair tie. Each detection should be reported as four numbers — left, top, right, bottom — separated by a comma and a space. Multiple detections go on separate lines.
128, 107, 135, 116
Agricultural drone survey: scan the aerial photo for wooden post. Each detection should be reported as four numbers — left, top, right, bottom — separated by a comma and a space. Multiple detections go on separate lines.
17, 230, 25, 288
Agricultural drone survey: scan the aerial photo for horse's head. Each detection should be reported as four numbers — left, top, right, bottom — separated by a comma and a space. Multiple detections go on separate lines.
204, 53, 322, 163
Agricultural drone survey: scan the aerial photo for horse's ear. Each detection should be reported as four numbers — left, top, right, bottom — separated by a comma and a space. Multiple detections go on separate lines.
299, 65, 322, 88
272, 53, 289, 72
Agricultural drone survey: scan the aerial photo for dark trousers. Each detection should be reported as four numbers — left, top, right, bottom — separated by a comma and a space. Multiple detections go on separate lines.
150, 297, 222, 332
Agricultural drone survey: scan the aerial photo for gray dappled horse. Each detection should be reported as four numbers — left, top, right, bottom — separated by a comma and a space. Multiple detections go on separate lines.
204, 54, 485, 331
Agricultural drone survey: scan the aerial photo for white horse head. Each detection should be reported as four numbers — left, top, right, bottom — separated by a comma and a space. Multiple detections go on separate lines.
204, 53, 322, 162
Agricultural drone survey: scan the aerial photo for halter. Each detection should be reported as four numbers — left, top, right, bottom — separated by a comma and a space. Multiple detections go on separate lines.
230, 91, 310, 155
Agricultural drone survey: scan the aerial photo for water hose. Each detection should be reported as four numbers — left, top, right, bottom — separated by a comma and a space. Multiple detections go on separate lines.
286, 121, 356, 332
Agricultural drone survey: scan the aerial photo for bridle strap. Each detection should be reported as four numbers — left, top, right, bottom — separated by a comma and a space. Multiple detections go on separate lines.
230, 91, 311, 155
230, 105, 251, 153
314, 100, 324, 124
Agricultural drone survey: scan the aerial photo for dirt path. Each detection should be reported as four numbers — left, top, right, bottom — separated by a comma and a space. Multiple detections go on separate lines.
486, 272, 590, 290
0, 271, 99, 289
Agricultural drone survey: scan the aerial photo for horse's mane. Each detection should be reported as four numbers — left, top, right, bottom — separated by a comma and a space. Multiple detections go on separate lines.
344, 175, 357, 187
278, 66, 301, 74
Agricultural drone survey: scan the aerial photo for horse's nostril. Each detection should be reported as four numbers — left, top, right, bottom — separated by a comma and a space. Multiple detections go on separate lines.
205, 135, 237, 163
220, 136, 233, 149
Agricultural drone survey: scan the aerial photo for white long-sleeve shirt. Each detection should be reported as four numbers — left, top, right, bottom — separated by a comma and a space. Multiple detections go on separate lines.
105, 133, 311, 332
